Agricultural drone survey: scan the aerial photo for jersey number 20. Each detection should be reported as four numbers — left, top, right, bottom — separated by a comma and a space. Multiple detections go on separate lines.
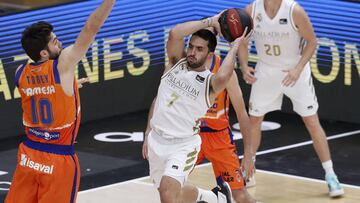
265, 44, 281, 56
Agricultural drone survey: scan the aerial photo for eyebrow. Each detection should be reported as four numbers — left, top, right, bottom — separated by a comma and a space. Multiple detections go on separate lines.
189, 43, 204, 49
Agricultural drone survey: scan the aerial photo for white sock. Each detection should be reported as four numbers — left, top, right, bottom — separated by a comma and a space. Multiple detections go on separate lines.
197, 188, 217, 203
322, 160, 335, 176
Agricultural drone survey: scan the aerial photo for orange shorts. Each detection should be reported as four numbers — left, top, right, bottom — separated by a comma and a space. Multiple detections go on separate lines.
5, 139, 80, 203
197, 127, 245, 190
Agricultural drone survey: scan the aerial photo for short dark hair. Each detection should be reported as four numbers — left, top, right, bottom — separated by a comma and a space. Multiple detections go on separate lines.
21, 21, 53, 62
192, 29, 217, 52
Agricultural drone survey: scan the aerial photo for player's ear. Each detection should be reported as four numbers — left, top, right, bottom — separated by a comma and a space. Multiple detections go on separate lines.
40, 49, 49, 59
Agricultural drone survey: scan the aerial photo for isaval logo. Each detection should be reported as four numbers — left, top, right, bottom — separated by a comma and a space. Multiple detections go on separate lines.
20, 154, 54, 174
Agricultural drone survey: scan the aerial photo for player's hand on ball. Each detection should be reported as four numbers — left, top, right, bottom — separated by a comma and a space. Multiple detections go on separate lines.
210, 11, 224, 38
230, 27, 251, 47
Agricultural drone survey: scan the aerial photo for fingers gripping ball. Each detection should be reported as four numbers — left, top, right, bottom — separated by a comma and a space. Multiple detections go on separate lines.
218, 8, 253, 42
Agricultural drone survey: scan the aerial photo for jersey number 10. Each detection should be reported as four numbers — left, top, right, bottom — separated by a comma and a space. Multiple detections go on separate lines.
31, 97, 54, 125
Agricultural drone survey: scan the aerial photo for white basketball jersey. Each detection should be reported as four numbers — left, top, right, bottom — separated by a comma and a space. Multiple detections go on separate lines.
150, 58, 213, 139
252, 0, 304, 69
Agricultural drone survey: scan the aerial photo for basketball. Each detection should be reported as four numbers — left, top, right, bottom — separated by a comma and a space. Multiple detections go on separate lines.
218, 8, 253, 42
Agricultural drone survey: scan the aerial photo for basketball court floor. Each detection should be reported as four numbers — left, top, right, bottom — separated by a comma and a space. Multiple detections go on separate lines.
1, 110, 360, 202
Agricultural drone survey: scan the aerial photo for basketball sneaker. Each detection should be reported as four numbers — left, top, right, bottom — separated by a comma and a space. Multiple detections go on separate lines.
211, 182, 232, 203
325, 174, 344, 197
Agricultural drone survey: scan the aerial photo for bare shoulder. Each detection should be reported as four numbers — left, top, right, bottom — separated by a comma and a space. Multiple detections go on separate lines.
292, 4, 308, 21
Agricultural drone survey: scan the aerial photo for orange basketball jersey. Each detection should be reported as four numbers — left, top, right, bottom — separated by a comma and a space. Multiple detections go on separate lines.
15, 60, 81, 146
201, 55, 230, 130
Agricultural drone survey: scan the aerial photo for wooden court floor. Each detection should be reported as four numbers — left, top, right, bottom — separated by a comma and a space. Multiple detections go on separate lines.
77, 164, 360, 203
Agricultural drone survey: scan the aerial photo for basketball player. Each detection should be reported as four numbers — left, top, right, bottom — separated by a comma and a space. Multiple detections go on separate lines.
239, 0, 344, 197
195, 45, 256, 203
142, 13, 251, 202
5, 1, 116, 202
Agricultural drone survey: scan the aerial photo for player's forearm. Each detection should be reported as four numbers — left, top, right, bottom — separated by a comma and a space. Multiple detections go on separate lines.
170, 18, 212, 40
237, 113, 253, 156
213, 44, 239, 92
85, 0, 116, 33
296, 38, 317, 70
145, 97, 156, 136
238, 43, 249, 69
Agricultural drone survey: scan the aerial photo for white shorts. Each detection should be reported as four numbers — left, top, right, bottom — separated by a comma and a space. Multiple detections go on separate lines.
147, 129, 201, 188
249, 62, 318, 117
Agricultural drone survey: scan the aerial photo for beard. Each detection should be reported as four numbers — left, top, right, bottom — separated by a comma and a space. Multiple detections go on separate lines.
186, 56, 206, 69
48, 49, 61, 60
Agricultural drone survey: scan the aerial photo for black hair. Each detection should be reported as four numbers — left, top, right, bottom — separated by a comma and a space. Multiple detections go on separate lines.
21, 21, 53, 62
192, 29, 217, 52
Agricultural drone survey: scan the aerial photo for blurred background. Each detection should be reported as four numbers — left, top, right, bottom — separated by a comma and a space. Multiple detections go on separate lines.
0, 0, 359, 139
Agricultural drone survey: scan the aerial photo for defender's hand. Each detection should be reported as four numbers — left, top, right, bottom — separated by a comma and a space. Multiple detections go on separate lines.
77, 77, 89, 88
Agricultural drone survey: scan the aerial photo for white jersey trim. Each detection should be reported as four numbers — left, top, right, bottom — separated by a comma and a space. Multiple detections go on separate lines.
289, 2, 298, 31
205, 73, 213, 108
161, 58, 187, 79
251, 1, 257, 20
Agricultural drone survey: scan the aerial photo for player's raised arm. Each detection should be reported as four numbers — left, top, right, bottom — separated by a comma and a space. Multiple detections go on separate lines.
58, 0, 116, 93
166, 13, 221, 70
210, 29, 251, 100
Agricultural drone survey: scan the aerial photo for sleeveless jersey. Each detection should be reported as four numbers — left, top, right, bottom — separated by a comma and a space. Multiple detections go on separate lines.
15, 60, 81, 145
252, 0, 304, 69
150, 58, 213, 139
201, 55, 230, 130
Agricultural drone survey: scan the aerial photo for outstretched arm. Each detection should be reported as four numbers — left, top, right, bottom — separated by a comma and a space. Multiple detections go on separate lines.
58, 0, 116, 94
210, 29, 252, 101
226, 72, 254, 179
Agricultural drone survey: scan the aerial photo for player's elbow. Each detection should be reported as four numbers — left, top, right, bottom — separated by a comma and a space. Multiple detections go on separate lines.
309, 38, 318, 48
169, 26, 183, 40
